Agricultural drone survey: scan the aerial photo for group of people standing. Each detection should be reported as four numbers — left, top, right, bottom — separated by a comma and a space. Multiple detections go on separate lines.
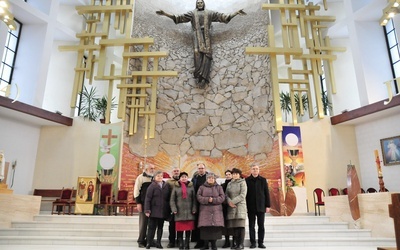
133, 163, 270, 250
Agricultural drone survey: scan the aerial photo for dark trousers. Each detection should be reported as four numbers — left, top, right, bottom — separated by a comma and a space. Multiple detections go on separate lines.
247, 212, 265, 244
138, 211, 149, 244
169, 215, 176, 244
147, 217, 165, 245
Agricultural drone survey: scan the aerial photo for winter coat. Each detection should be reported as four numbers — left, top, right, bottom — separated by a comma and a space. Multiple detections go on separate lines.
245, 174, 270, 213
192, 172, 208, 193
134, 172, 153, 204
197, 182, 225, 228
170, 181, 197, 221
221, 179, 232, 218
226, 178, 247, 220
144, 180, 170, 219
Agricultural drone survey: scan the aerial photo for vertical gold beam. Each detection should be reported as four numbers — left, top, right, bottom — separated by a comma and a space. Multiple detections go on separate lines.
288, 68, 298, 125
106, 64, 115, 124
311, 59, 324, 118
70, 39, 86, 108
268, 25, 283, 132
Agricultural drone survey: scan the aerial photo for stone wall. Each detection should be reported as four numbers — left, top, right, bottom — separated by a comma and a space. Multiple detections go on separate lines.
127, 0, 275, 161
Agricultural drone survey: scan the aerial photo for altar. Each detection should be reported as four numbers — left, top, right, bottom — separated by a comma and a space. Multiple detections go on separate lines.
325, 192, 394, 238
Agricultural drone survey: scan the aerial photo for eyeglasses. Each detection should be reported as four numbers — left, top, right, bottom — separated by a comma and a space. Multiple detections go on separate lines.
198, 168, 204, 170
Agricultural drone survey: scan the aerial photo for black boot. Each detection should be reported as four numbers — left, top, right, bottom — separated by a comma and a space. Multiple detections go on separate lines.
156, 228, 163, 249
230, 236, 237, 249
200, 240, 209, 250
178, 237, 184, 250
185, 238, 190, 249
210, 240, 217, 250
184, 231, 191, 249
146, 225, 156, 249
235, 228, 244, 250
222, 236, 230, 248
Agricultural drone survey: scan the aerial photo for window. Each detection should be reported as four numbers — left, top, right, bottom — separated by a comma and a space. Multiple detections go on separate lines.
0, 18, 22, 96
384, 19, 400, 94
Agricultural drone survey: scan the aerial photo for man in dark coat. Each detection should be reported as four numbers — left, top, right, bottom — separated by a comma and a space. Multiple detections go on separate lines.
191, 163, 208, 248
245, 164, 270, 249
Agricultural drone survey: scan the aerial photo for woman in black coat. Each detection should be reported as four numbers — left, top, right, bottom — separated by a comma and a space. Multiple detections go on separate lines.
145, 170, 171, 249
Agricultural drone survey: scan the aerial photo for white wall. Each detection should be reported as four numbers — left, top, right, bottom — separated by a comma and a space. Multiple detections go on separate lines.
355, 114, 400, 192
0, 117, 40, 194
33, 117, 102, 189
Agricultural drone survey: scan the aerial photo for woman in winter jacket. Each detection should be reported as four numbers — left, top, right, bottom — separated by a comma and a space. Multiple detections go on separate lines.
225, 168, 247, 250
144, 171, 171, 249
197, 173, 225, 250
170, 172, 197, 250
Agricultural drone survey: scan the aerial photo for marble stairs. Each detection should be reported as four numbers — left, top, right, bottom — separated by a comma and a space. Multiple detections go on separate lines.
0, 214, 395, 249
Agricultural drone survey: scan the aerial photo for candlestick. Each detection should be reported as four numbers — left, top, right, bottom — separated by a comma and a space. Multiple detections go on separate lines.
374, 150, 383, 177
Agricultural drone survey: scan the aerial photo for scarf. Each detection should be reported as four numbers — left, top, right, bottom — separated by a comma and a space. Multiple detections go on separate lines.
180, 181, 188, 199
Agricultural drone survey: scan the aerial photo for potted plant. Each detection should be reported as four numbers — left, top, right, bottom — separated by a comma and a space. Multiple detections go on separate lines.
79, 86, 99, 121
94, 95, 117, 123
280, 91, 309, 122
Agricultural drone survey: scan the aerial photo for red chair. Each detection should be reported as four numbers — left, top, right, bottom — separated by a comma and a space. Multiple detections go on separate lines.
367, 187, 377, 193
109, 189, 130, 216
342, 188, 348, 195
95, 183, 112, 215
328, 188, 340, 196
52, 187, 74, 215
313, 188, 325, 216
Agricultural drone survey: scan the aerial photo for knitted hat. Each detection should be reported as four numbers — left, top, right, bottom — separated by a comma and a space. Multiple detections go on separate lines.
179, 172, 189, 178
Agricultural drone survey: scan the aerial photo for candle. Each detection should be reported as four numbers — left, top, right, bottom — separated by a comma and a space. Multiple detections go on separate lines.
374, 150, 382, 177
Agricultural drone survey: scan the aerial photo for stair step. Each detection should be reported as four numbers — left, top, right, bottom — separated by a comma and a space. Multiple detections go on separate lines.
0, 215, 395, 249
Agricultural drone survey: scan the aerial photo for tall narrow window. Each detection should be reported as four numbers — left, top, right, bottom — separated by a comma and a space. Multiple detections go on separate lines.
384, 19, 400, 94
0, 18, 22, 96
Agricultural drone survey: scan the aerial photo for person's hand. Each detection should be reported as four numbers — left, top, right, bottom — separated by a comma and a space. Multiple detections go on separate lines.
228, 201, 236, 208
156, 10, 165, 16
137, 204, 142, 212
236, 9, 246, 15
174, 211, 177, 214
208, 197, 213, 203
266, 207, 270, 213
145, 212, 150, 217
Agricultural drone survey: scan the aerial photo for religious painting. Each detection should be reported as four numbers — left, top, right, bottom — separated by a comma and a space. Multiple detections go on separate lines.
380, 135, 400, 166
75, 176, 97, 214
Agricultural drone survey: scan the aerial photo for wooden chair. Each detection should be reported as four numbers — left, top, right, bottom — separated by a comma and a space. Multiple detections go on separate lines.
328, 188, 340, 196
95, 183, 112, 215
367, 187, 377, 193
342, 188, 348, 195
313, 188, 325, 216
109, 189, 129, 216
51, 187, 74, 215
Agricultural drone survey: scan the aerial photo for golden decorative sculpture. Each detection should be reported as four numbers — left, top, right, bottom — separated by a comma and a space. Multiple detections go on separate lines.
60, 0, 177, 137
246, 0, 345, 132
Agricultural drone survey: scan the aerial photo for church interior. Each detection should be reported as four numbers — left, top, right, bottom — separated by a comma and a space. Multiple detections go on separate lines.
0, 0, 399, 249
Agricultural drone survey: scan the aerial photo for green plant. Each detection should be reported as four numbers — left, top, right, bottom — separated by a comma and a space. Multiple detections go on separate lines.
321, 90, 332, 115
280, 91, 309, 122
95, 95, 117, 120
79, 86, 99, 121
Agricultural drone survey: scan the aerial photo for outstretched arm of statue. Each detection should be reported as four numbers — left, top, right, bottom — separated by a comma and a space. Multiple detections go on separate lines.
234, 9, 247, 17
156, 10, 175, 20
